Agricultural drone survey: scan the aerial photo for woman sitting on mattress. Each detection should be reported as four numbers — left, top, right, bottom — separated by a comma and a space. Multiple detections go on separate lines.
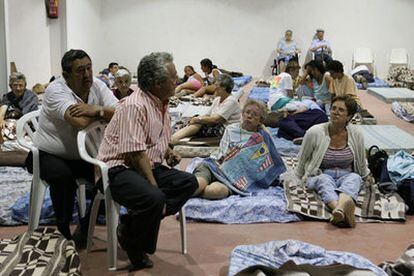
171, 74, 241, 145
297, 60, 332, 114
192, 99, 286, 199
295, 95, 373, 228
175, 65, 204, 96
193, 58, 222, 97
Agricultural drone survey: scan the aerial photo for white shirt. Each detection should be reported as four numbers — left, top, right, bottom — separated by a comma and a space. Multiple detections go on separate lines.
34, 77, 118, 159
208, 95, 241, 126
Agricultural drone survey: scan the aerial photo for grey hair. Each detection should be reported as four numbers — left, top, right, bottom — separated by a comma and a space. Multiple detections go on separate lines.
115, 69, 131, 82
243, 99, 268, 122
137, 52, 173, 92
215, 74, 234, 93
9, 72, 26, 86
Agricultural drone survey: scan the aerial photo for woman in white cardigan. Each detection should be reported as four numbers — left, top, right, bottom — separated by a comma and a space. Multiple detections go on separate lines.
295, 95, 371, 228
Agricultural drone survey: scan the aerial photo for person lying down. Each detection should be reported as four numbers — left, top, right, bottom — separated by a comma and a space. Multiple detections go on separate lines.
192, 99, 286, 199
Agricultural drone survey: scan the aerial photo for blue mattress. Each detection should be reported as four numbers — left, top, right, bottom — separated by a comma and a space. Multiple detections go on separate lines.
248, 87, 270, 103
357, 124, 414, 154
356, 77, 389, 89
367, 87, 414, 103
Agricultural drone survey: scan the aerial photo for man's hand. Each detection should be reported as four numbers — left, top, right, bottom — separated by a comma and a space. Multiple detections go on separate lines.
69, 104, 98, 117
165, 149, 181, 167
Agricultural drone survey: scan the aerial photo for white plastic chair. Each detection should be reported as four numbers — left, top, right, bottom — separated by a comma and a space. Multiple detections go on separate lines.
389, 48, 409, 67
77, 121, 188, 271
352, 48, 375, 75
16, 110, 87, 232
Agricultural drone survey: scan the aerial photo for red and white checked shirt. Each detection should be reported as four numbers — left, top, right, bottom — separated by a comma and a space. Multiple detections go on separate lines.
97, 89, 171, 169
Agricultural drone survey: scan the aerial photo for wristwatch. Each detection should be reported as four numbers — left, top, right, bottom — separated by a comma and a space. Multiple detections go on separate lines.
96, 106, 104, 118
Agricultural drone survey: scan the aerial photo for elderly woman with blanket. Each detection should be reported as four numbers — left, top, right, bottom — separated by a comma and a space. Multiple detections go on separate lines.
192, 99, 286, 199
295, 95, 373, 228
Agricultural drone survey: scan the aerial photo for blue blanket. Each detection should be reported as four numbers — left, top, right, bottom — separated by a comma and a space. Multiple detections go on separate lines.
248, 87, 270, 103
233, 75, 252, 88
387, 150, 414, 184
183, 186, 300, 224
356, 77, 389, 89
229, 240, 387, 276
202, 129, 286, 196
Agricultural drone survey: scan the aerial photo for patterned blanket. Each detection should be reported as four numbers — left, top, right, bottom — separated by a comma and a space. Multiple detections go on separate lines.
282, 157, 406, 222
0, 227, 81, 275
392, 101, 414, 123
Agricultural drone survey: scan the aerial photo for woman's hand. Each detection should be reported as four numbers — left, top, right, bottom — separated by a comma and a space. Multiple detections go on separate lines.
364, 175, 376, 185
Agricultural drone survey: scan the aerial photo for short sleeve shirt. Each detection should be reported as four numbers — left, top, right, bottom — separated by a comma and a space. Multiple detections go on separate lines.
208, 95, 241, 126
33, 77, 118, 160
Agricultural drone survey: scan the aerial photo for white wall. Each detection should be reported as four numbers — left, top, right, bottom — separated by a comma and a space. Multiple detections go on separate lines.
4, 0, 414, 85
0, 0, 8, 94
95, 0, 414, 78
66, 0, 102, 74
6, 0, 53, 87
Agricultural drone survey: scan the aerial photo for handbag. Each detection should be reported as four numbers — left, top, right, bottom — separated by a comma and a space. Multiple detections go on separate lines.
367, 145, 391, 183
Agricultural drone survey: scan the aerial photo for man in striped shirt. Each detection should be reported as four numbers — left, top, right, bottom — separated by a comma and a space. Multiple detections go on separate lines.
97, 52, 198, 271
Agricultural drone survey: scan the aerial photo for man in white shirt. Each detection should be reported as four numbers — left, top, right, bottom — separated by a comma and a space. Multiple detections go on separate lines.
26, 49, 118, 247
310, 29, 332, 63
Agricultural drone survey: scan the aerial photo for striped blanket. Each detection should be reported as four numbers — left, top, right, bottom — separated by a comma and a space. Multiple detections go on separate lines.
0, 228, 81, 275
282, 157, 406, 222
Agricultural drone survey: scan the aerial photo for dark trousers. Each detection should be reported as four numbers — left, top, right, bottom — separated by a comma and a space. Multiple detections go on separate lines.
108, 165, 198, 254
314, 52, 332, 63
278, 109, 328, 140
25, 150, 95, 239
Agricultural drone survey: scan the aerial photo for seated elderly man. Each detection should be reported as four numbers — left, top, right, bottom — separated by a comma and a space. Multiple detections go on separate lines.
112, 68, 134, 99
310, 29, 332, 63
97, 52, 198, 270
193, 99, 286, 199
26, 49, 118, 247
0, 72, 38, 130
171, 74, 241, 145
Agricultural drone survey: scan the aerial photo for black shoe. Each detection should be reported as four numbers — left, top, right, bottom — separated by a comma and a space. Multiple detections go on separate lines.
72, 226, 88, 251
126, 251, 153, 271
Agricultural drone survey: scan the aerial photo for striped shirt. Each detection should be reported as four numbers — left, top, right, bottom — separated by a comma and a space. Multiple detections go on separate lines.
97, 89, 171, 169
320, 146, 354, 171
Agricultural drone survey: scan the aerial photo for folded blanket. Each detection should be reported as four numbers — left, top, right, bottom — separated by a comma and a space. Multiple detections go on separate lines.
202, 129, 286, 196
228, 240, 387, 276
0, 227, 81, 275
283, 157, 406, 222
392, 101, 414, 123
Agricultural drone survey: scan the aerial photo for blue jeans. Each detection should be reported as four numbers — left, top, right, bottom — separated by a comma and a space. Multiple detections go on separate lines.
306, 169, 362, 203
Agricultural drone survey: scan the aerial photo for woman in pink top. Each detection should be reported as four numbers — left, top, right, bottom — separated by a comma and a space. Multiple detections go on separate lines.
175, 65, 203, 96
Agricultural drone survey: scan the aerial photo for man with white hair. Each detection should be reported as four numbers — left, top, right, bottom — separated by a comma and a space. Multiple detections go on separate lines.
97, 52, 198, 271
310, 29, 333, 63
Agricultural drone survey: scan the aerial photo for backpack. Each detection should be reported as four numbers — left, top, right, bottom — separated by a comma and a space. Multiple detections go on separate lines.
367, 145, 391, 183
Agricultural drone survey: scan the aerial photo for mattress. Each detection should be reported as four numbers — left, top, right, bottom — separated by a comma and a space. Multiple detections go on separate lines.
357, 124, 414, 154
367, 87, 414, 103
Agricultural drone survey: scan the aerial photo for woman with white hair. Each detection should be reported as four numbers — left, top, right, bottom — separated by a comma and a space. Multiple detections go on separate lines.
171, 74, 241, 145
112, 69, 134, 99
0, 72, 38, 130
